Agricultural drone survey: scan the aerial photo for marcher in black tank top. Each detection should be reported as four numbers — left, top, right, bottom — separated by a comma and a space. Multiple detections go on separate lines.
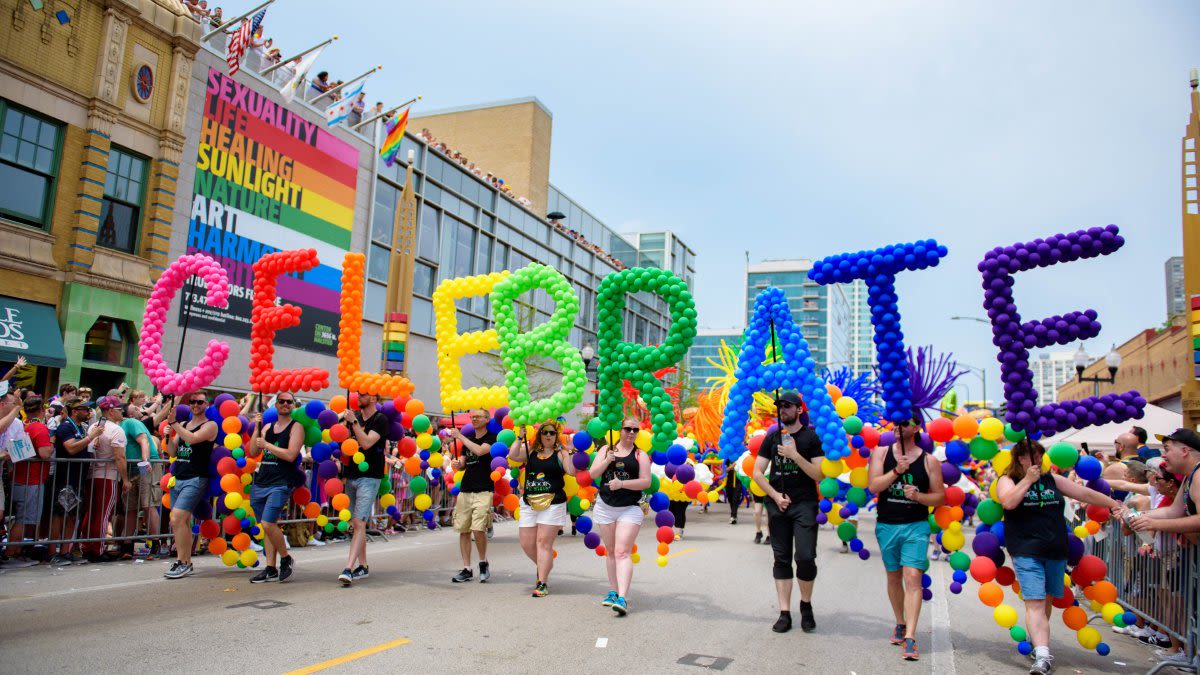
165, 392, 219, 579
249, 394, 305, 583
511, 422, 578, 597
588, 419, 653, 616
877, 445, 933, 524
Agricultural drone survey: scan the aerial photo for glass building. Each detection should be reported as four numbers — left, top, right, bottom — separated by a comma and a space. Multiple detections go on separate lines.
745, 259, 851, 371
688, 329, 744, 390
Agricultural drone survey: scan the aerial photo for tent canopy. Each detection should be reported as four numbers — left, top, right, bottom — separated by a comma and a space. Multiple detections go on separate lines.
1037, 403, 1182, 455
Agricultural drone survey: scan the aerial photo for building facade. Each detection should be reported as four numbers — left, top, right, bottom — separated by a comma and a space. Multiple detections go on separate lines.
1057, 321, 1191, 414
745, 259, 850, 370
687, 329, 743, 391
0, 0, 200, 395
844, 278, 874, 376
1031, 351, 1076, 405
1166, 255, 1185, 319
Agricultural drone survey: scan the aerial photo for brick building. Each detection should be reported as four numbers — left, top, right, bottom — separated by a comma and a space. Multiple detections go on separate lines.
1056, 318, 1192, 413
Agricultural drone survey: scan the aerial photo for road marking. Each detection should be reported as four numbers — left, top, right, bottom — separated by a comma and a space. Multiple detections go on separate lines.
667, 547, 698, 560
930, 564, 957, 675
282, 637, 411, 675
595, 637, 608, 648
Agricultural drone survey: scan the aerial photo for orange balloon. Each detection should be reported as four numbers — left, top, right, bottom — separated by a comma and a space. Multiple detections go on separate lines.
978, 581, 1004, 607
231, 533, 251, 551
502, 494, 520, 512
303, 502, 321, 519
933, 506, 954, 530
220, 474, 242, 493
341, 439, 359, 456
1063, 605, 1087, 631
741, 456, 756, 477
1091, 580, 1118, 605
404, 456, 422, 476
329, 395, 348, 414
324, 477, 344, 496
405, 399, 425, 416
208, 538, 228, 555
844, 451, 868, 469
331, 493, 351, 511
826, 384, 841, 402
162, 494, 171, 509
1084, 520, 1100, 535
657, 542, 670, 555
952, 415, 979, 440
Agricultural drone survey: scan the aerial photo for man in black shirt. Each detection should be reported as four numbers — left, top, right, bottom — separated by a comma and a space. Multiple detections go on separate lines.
449, 409, 496, 583
752, 391, 826, 634
337, 391, 390, 586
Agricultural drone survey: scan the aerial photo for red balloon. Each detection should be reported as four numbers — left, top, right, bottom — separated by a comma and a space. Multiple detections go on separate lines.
398, 437, 417, 458
926, 417, 954, 443
218, 400, 240, 419
748, 434, 765, 456
222, 514, 242, 536
995, 565, 1016, 586
656, 525, 674, 544
1071, 554, 1107, 587
969, 555, 997, 583
324, 477, 344, 497
1085, 504, 1110, 524
502, 415, 515, 430
595, 545, 607, 557
292, 487, 311, 505
683, 480, 703, 500
944, 486, 965, 508
199, 519, 220, 539
860, 425, 880, 449
329, 424, 350, 443
1050, 586, 1075, 609
576, 470, 592, 488
216, 457, 238, 476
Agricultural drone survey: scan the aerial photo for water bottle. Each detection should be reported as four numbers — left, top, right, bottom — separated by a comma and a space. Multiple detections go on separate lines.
1124, 508, 1155, 546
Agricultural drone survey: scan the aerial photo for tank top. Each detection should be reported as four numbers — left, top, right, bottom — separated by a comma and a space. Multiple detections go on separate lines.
1182, 463, 1200, 517
256, 419, 296, 487
599, 446, 642, 508
877, 447, 931, 524
523, 449, 567, 505
173, 420, 214, 480
1003, 474, 1067, 559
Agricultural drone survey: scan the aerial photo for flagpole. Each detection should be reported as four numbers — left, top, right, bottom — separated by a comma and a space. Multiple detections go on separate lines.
310, 66, 381, 106
260, 35, 337, 76
201, 0, 275, 43
352, 96, 421, 132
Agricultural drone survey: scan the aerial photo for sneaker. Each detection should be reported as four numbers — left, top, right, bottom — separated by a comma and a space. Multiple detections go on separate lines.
451, 567, 473, 583
1028, 655, 1053, 675
164, 561, 193, 579
601, 590, 618, 607
250, 542, 264, 552
49, 554, 72, 566
754, 532, 763, 544
902, 638, 919, 661
1158, 652, 1192, 667
772, 612, 792, 633
890, 624, 906, 645
841, 542, 850, 553
532, 582, 548, 598
479, 561, 491, 583
611, 596, 628, 616
799, 601, 816, 633
674, 533, 682, 542
308, 537, 326, 547
1138, 633, 1172, 649
731, 517, 737, 525
3, 557, 38, 568
486, 526, 494, 540
763, 536, 771, 546
72, 553, 89, 566
1111, 625, 1136, 635
931, 549, 942, 561
352, 565, 369, 580
571, 525, 577, 536
279, 556, 294, 583
250, 566, 279, 583
338, 568, 354, 586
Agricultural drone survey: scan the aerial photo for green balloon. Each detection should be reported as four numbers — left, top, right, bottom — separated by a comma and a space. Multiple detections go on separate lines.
587, 418, 608, 439
842, 415, 863, 435
643, 473, 660, 495
233, 507, 246, 520
977, 499, 1004, 525
496, 429, 516, 447
1112, 614, 1127, 628
377, 478, 392, 496
567, 495, 584, 516
336, 520, 349, 532
948, 551, 970, 571
409, 476, 428, 494
1003, 423, 1026, 443
324, 522, 334, 533
836, 521, 857, 543
232, 448, 244, 459
928, 513, 942, 534
818, 477, 840, 499
428, 436, 441, 453
1009, 626, 1027, 643
1047, 442, 1079, 469
411, 414, 431, 434
845, 486, 867, 507
357, 461, 369, 472
969, 437, 999, 461
304, 424, 322, 447
739, 474, 750, 488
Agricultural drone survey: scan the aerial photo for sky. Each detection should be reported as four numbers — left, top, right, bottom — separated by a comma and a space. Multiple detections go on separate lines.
258, 1, 1199, 404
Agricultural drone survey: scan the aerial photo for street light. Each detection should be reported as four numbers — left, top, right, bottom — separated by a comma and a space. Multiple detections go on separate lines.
1073, 344, 1121, 397
581, 342, 596, 415
950, 316, 990, 325
950, 316, 991, 405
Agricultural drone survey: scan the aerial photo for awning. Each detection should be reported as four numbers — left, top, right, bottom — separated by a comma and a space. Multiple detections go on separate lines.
0, 296, 67, 369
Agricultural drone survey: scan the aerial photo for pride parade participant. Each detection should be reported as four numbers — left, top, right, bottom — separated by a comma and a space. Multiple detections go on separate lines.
338, 391, 390, 586
510, 421, 576, 597
248, 393, 304, 583
590, 417, 652, 616
164, 392, 217, 579
449, 409, 496, 583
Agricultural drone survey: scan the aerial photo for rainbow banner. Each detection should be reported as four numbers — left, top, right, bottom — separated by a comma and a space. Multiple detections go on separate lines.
381, 107, 408, 167
181, 67, 359, 356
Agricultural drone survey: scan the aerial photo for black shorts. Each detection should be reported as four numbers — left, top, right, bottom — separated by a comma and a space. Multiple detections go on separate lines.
765, 500, 819, 580
752, 494, 765, 505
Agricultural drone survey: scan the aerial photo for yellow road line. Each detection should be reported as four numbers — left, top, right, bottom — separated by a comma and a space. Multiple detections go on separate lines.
283, 637, 411, 675
667, 547, 698, 560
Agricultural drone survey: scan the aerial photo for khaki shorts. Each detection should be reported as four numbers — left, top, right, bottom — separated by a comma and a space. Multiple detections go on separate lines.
452, 491, 493, 533
123, 463, 164, 511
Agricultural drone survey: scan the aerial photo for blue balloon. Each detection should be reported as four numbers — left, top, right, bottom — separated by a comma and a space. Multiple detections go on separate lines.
1075, 455, 1103, 481
952, 570, 968, 584
651, 450, 668, 466
649, 492, 670, 513
945, 440, 970, 464
1017, 641, 1033, 656
430, 468, 442, 481
304, 400, 325, 419
311, 443, 332, 463
1096, 643, 1110, 656
572, 432, 593, 451
818, 499, 833, 513
921, 573, 932, 588
490, 442, 509, 458
992, 521, 1006, 547
204, 405, 220, 422
575, 515, 594, 535
667, 444, 688, 466
262, 407, 279, 425
849, 538, 864, 552
486, 419, 502, 434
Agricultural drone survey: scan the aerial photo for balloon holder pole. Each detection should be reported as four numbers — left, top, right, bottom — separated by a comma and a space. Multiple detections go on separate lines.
174, 275, 195, 378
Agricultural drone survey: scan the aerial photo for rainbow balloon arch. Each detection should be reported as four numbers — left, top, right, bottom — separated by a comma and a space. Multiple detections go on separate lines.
143, 226, 1145, 652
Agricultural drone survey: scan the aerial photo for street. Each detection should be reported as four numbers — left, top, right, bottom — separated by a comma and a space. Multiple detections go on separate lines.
0, 508, 1159, 674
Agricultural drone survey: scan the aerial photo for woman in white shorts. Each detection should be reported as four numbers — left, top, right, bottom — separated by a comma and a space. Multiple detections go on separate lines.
511, 421, 576, 597
589, 418, 652, 616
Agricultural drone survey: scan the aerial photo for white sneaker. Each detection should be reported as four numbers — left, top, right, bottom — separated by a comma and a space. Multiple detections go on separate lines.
308, 537, 326, 547
250, 542, 264, 552
1111, 625, 1135, 635
1158, 651, 1191, 667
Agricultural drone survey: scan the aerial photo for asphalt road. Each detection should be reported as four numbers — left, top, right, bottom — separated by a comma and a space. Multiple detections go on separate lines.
0, 508, 1164, 674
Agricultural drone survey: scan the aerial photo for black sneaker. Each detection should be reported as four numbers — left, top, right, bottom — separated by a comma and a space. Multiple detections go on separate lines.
763, 536, 771, 546
772, 612, 792, 633
279, 556, 294, 582
338, 568, 353, 586
754, 532, 763, 544
731, 517, 737, 525
250, 566, 279, 583
49, 554, 73, 566
571, 524, 577, 536
479, 560, 491, 583
452, 567, 473, 583
799, 601, 816, 632
352, 565, 369, 580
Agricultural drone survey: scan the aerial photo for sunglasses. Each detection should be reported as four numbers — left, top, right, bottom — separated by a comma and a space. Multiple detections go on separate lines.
540, 429, 557, 436
277, 399, 295, 405
189, 400, 207, 405
621, 427, 639, 433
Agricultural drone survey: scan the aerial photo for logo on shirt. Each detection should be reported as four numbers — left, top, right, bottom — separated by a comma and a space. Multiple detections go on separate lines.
1022, 482, 1061, 508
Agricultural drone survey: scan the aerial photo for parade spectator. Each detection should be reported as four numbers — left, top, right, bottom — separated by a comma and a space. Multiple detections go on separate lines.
309, 71, 332, 100
349, 92, 366, 127
117, 403, 162, 558
48, 397, 93, 566
4, 396, 53, 566
1131, 425, 1160, 461
0, 383, 24, 563
81, 396, 130, 562
449, 409, 497, 583
1130, 429, 1200, 536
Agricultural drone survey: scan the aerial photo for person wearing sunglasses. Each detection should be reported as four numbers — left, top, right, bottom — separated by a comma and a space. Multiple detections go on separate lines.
248, 394, 305, 583
751, 391, 826, 634
164, 392, 217, 579
510, 421, 577, 597
589, 417, 653, 616
448, 409, 498, 583
866, 415, 945, 660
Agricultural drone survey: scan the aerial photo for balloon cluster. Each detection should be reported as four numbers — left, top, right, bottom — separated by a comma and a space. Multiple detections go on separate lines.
139, 253, 230, 395
337, 253, 417, 398
809, 240, 948, 423
432, 271, 510, 410
978, 226, 1146, 434
595, 268, 697, 453
717, 287, 846, 461
250, 249, 330, 393
490, 264, 586, 426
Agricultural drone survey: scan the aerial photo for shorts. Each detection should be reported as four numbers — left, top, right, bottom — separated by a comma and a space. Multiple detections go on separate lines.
250, 484, 292, 524
592, 499, 645, 526
123, 464, 163, 511
51, 469, 87, 516
170, 477, 210, 515
345, 477, 381, 521
766, 499, 819, 580
752, 494, 765, 505
11, 483, 44, 525
518, 501, 567, 528
453, 491, 493, 533
876, 520, 932, 572
1012, 556, 1067, 600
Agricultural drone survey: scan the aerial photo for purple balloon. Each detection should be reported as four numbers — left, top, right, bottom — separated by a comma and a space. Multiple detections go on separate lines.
572, 452, 590, 470
380, 401, 397, 420
489, 456, 507, 471
674, 463, 696, 484
816, 512, 828, 525
493, 407, 510, 421
858, 548, 871, 560
941, 463, 962, 485
915, 433, 933, 453
388, 422, 405, 441
1085, 478, 1111, 496
879, 431, 896, 447
214, 393, 236, 406
583, 532, 601, 549
664, 462, 678, 479
1067, 534, 1085, 565
316, 409, 339, 429
175, 404, 192, 423
972, 531, 1001, 557
461, 423, 475, 437
655, 510, 675, 528
949, 581, 963, 594
317, 459, 339, 479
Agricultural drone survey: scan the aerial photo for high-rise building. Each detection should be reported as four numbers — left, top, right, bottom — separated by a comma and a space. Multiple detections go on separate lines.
1031, 351, 1077, 404
614, 230, 697, 290
687, 329, 744, 391
845, 279, 875, 376
1166, 255, 1185, 318
746, 260, 850, 370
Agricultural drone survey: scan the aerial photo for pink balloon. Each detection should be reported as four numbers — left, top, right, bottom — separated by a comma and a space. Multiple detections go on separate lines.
140, 254, 231, 394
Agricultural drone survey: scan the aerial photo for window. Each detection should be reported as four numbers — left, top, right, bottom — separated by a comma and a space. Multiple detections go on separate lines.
98, 147, 147, 253
365, 281, 386, 323
417, 202, 439, 262
414, 261, 435, 297
372, 181, 398, 244
0, 103, 62, 228
453, 220, 475, 279
368, 243, 391, 282
82, 317, 133, 366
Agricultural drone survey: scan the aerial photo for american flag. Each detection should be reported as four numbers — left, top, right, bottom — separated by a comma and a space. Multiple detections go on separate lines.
226, 9, 266, 76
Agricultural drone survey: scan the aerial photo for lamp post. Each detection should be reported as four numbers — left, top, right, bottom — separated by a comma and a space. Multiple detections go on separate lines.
581, 342, 596, 417
950, 316, 991, 406
1073, 345, 1122, 397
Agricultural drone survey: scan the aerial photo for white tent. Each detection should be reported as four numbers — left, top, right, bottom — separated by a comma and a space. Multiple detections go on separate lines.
1036, 403, 1181, 455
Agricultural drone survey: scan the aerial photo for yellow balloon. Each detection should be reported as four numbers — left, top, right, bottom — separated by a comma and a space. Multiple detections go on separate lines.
322, 429, 332, 443
707, 490, 720, 503
1077, 626, 1101, 649
942, 529, 965, 552
224, 434, 242, 449
978, 417, 1004, 441
338, 508, 352, 522
513, 507, 520, 520
656, 555, 668, 567
821, 458, 844, 478
416, 433, 433, 450
849, 467, 869, 489
749, 480, 766, 497
993, 604, 1018, 628
835, 396, 858, 418
631, 552, 641, 564
1041, 453, 1052, 473
316, 515, 329, 527
221, 549, 239, 566
992, 450, 1012, 475
240, 473, 253, 486
352, 451, 365, 464
989, 480, 999, 501
827, 508, 844, 526
1101, 602, 1123, 624
223, 492, 243, 510
1089, 599, 1103, 613
1073, 525, 1090, 539
414, 494, 432, 511
634, 430, 652, 451
563, 474, 579, 497
168, 476, 176, 488
240, 549, 258, 567
380, 494, 396, 508
428, 452, 444, 468
580, 499, 591, 510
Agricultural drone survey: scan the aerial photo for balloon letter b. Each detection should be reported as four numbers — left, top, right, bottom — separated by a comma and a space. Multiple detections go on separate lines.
432, 271, 510, 411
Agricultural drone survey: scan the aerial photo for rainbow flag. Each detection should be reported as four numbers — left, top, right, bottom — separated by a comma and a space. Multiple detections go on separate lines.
380, 108, 409, 167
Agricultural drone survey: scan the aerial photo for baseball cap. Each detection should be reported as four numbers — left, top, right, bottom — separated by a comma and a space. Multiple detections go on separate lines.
1145, 456, 1167, 473
1154, 428, 1200, 453
0, 380, 8, 397
776, 391, 803, 407
97, 395, 123, 411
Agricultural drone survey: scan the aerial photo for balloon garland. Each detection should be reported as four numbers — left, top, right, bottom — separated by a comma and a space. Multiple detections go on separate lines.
250, 249, 330, 394
431, 271, 510, 410
139, 253, 231, 395
337, 253, 417, 398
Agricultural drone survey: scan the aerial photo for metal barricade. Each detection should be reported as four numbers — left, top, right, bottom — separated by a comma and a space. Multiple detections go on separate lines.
1088, 522, 1199, 673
